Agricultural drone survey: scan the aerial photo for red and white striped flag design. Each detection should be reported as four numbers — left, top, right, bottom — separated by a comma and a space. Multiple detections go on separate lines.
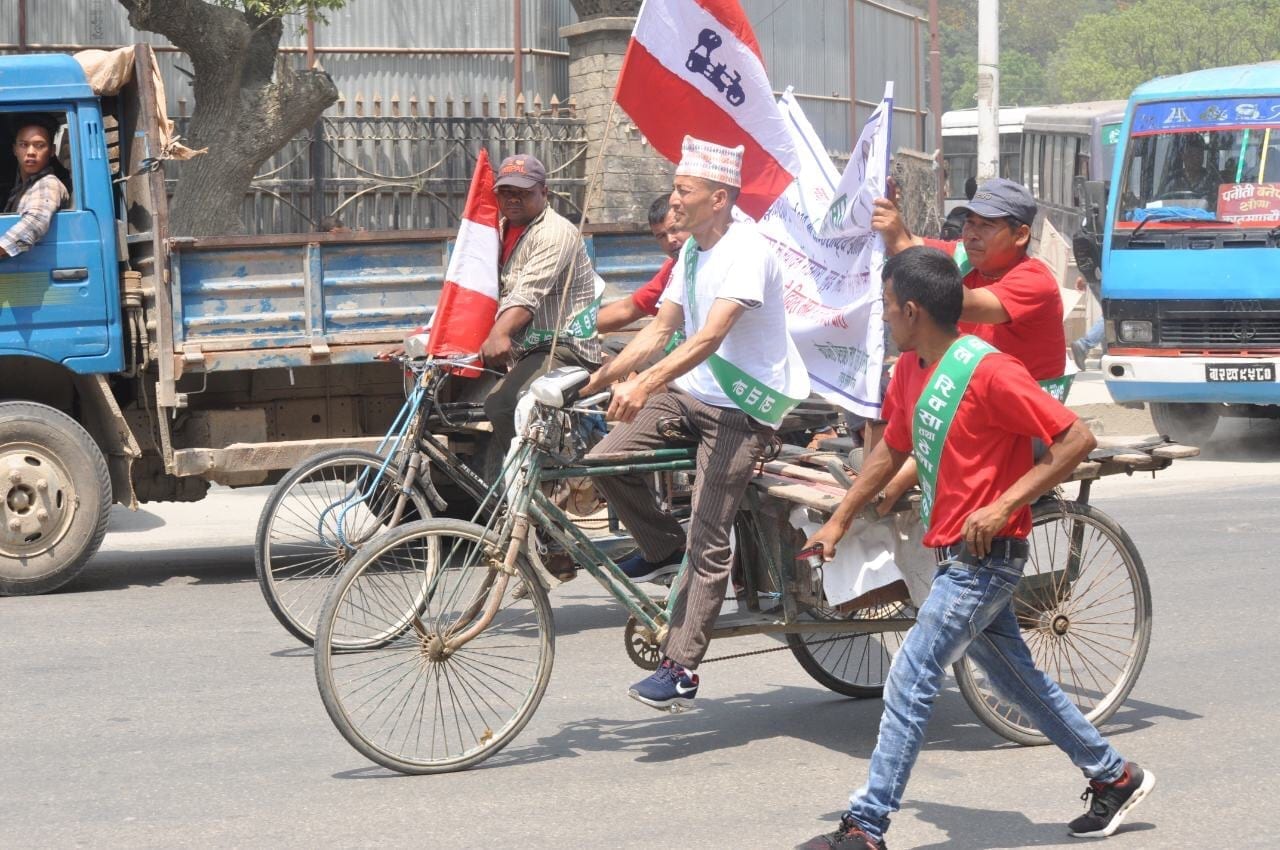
427, 149, 500, 375
615, 0, 800, 220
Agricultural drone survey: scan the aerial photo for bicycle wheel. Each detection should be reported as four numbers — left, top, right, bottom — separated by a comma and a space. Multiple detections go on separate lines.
255, 449, 429, 646
787, 597, 913, 698
953, 500, 1152, 746
314, 518, 554, 774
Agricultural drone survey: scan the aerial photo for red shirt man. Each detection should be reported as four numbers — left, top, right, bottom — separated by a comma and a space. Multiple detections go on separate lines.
880, 348, 1075, 546
923, 242, 1065, 381
796, 245, 1148, 850
875, 178, 1066, 381
596, 196, 689, 334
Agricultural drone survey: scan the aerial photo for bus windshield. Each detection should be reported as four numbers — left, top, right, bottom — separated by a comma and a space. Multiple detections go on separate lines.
1117, 97, 1280, 228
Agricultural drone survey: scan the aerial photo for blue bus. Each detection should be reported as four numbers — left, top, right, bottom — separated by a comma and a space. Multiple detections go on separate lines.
1099, 62, 1280, 444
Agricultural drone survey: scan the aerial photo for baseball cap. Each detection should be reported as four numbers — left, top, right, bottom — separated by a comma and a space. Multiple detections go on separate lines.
493, 154, 547, 190
956, 177, 1037, 225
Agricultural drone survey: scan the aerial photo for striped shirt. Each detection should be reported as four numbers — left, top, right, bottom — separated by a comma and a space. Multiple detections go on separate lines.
1, 173, 70, 257
499, 205, 601, 364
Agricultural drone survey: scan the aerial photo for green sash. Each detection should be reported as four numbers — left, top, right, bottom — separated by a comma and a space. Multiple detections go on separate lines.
520, 292, 603, 347
682, 238, 804, 426
913, 335, 997, 528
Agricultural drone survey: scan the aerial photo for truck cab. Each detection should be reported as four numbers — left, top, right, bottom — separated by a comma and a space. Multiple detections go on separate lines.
0, 54, 122, 379
1100, 62, 1280, 444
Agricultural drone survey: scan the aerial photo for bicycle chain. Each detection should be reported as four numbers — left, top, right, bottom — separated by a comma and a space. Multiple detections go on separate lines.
699, 633, 867, 665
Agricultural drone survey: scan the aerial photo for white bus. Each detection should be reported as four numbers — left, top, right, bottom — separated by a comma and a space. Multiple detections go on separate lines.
1019, 100, 1127, 237
940, 106, 1033, 211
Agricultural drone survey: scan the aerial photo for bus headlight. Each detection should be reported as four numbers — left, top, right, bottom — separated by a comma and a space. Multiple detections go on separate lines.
1119, 320, 1153, 343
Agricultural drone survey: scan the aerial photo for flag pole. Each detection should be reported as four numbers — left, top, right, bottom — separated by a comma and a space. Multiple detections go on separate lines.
544, 97, 623, 373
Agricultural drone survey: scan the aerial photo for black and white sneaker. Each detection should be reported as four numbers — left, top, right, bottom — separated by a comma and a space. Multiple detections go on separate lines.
628, 658, 699, 711
1068, 762, 1155, 838
617, 549, 684, 584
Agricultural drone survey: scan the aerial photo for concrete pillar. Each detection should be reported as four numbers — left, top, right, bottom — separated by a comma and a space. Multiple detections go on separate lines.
560, 15, 674, 224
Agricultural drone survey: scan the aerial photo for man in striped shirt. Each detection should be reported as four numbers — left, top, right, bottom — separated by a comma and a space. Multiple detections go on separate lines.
1, 118, 70, 258
481, 154, 602, 466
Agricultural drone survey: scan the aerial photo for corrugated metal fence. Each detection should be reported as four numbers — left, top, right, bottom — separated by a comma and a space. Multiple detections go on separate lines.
1, 0, 927, 152
0, 0, 931, 234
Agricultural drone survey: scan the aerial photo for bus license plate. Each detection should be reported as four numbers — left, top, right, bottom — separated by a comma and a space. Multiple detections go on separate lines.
1205, 363, 1276, 382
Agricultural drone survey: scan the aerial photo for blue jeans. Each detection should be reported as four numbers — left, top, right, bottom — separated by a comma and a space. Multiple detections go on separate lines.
846, 551, 1126, 840
1077, 317, 1105, 351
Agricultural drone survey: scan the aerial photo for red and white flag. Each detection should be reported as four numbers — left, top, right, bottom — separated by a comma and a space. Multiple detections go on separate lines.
615, 0, 800, 219
427, 149, 500, 374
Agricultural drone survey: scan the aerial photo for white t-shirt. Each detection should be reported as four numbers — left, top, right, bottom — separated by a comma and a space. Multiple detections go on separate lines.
667, 221, 810, 426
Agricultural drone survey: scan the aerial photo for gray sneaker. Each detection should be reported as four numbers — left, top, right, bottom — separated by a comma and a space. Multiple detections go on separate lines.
1071, 338, 1092, 371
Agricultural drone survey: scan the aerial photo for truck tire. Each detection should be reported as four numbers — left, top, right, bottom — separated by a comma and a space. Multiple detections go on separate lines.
1150, 402, 1219, 446
0, 402, 112, 595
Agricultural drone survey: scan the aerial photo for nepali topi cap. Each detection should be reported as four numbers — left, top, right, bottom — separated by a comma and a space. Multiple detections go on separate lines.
675, 136, 744, 189
494, 154, 547, 189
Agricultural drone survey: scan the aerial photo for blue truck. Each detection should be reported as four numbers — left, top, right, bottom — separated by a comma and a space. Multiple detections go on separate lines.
0, 47, 660, 594
1096, 63, 1280, 444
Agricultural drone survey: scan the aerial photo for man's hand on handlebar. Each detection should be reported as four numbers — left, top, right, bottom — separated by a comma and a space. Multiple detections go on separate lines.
376, 344, 406, 361
480, 330, 515, 370
606, 375, 651, 423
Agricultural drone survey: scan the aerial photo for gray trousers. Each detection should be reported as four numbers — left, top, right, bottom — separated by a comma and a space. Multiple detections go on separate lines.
483, 345, 593, 449
590, 390, 770, 668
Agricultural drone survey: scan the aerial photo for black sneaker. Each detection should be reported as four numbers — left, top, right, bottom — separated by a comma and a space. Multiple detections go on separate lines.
617, 549, 683, 584
1068, 762, 1156, 839
796, 814, 887, 850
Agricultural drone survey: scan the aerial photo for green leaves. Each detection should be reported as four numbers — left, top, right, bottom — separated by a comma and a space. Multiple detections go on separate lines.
216, 0, 348, 23
941, 0, 1280, 109
1053, 0, 1280, 101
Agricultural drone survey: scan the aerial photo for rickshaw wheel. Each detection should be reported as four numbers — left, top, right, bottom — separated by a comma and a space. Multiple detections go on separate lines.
624, 616, 662, 671
953, 500, 1152, 746
787, 598, 912, 698
315, 518, 554, 774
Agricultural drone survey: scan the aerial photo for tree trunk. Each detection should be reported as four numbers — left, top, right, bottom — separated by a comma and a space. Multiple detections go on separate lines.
117, 0, 338, 237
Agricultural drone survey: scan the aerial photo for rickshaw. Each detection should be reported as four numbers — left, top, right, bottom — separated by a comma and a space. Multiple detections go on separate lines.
257, 355, 1188, 774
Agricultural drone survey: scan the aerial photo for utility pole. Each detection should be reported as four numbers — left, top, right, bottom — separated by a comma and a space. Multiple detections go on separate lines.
976, 0, 1000, 181
929, 0, 943, 211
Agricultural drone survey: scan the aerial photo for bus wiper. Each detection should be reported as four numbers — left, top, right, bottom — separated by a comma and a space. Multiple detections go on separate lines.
1125, 214, 1231, 241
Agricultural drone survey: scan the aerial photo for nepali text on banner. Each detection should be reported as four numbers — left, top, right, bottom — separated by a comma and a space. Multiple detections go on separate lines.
750, 87, 892, 419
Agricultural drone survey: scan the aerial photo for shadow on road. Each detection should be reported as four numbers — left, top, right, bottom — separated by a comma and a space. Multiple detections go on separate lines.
905, 800, 1155, 849
474, 683, 1032, 772
69, 546, 256, 593
106, 505, 167, 533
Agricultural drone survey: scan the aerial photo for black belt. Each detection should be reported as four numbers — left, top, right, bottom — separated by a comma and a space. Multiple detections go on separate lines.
935, 537, 1029, 567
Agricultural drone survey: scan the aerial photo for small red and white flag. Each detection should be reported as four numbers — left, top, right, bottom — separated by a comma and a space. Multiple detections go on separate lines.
427, 149, 500, 375
615, 0, 800, 220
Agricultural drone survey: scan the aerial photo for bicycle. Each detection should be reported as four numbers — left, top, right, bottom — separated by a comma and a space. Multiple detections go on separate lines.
253, 353, 505, 646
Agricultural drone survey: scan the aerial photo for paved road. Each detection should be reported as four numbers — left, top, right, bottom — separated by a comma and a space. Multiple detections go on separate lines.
3, 421, 1277, 849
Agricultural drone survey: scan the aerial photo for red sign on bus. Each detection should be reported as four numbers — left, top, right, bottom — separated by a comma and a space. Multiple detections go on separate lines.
1218, 182, 1280, 223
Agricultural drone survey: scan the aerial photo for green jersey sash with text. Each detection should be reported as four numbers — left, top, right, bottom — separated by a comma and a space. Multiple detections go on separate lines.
683, 240, 804, 426
913, 335, 997, 528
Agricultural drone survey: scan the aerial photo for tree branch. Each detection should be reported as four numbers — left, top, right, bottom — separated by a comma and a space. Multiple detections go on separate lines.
239, 66, 338, 161
117, 0, 249, 62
